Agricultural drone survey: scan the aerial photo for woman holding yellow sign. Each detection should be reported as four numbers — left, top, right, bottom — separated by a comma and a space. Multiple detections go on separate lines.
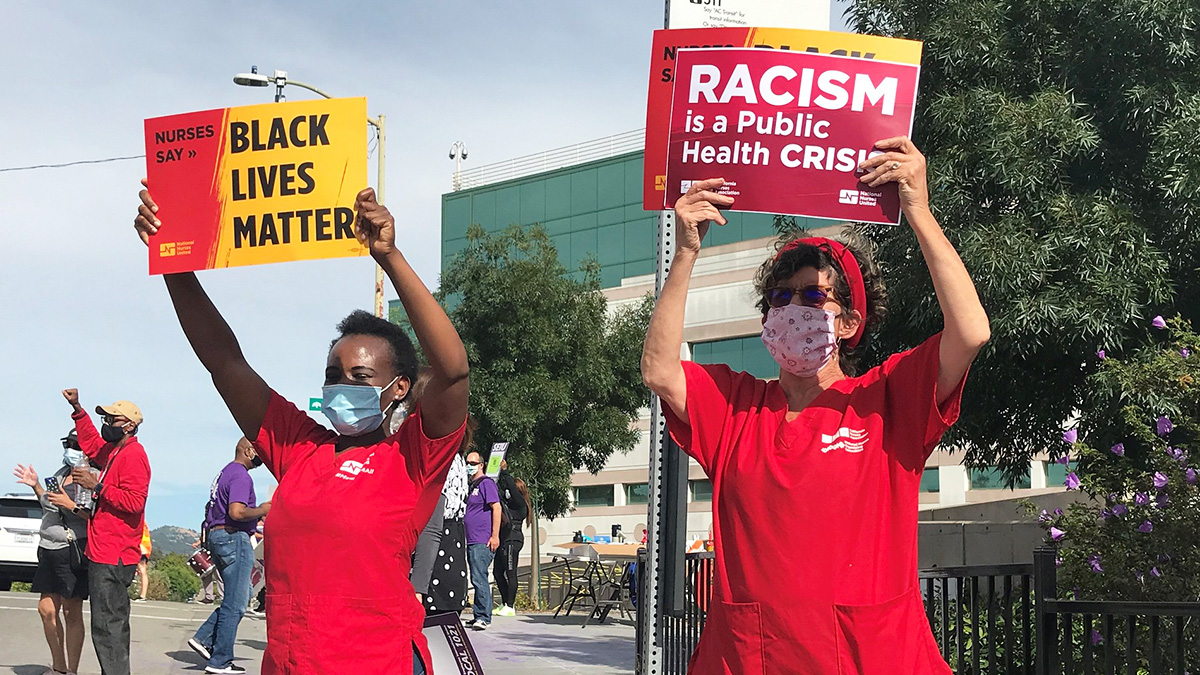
641, 136, 990, 675
134, 183, 468, 675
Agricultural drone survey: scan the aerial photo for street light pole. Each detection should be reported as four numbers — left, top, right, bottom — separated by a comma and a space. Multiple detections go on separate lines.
234, 66, 388, 318
449, 141, 468, 191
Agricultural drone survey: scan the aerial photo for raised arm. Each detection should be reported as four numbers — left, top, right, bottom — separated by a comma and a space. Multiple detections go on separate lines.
352, 188, 468, 439
60, 388, 107, 460
134, 180, 271, 437
640, 179, 734, 419
858, 137, 991, 403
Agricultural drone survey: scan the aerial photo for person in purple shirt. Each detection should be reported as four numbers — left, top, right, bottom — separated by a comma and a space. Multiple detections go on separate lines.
463, 451, 501, 630
187, 438, 271, 674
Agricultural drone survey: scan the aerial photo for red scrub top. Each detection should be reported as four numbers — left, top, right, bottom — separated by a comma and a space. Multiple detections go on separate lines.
254, 391, 465, 674
663, 333, 966, 675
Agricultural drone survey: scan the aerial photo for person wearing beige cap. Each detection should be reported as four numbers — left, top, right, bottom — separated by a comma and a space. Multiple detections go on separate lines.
61, 388, 150, 675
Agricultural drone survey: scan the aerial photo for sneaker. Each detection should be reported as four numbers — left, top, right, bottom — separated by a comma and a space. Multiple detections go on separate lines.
187, 638, 212, 661
244, 608, 264, 618
133, 597, 147, 603
464, 618, 477, 627
472, 620, 490, 631
499, 605, 517, 617
204, 665, 246, 674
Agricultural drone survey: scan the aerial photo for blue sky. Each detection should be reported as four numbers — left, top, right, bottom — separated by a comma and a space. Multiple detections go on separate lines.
1, 1, 854, 529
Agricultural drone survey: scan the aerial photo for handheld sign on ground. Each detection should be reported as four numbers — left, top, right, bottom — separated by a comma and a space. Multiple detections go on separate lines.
643, 27, 923, 210
144, 97, 368, 275
664, 47, 920, 224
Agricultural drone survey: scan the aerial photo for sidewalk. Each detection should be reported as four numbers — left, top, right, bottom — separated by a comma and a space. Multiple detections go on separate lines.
472, 612, 636, 674
0, 592, 636, 674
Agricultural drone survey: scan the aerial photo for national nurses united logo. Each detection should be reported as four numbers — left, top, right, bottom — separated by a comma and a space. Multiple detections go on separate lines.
335, 452, 377, 481
819, 427, 869, 454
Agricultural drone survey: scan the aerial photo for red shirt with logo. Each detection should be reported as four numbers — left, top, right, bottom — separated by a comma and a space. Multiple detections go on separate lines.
72, 411, 150, 566
254, 392, 465, 675
663, 333, 965, 675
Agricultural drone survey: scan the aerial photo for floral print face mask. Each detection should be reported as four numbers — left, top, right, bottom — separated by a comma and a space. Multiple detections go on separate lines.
761, 304, 837, 378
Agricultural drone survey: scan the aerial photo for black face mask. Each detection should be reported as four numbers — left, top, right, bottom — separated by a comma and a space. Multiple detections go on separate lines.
250, 456, 263, 469
100, 424, 125, 443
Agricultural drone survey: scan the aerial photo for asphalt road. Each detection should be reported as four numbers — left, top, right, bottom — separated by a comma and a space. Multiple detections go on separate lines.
0, 592, 635, 674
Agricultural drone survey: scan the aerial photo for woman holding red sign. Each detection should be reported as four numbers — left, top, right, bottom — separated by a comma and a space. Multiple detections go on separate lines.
641, 136, 990, 675
134, 184, 468, 675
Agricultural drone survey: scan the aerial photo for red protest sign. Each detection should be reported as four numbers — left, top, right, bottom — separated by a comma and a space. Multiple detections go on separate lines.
664, 48, 920, 224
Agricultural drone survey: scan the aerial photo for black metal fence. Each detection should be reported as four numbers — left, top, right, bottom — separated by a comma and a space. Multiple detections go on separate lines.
636, 549, 1200, 675
922, 562, 1036, 674
1032, 548, 1200, 675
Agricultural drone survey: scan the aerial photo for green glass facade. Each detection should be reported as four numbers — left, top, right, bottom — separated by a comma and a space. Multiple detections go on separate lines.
440, 150, 832, 374
691, 336, 778, 380
441, 151, 815, 289
969, 467, 1032, 490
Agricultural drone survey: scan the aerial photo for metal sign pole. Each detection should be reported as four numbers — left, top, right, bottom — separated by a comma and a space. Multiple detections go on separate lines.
641, 208, 675, 675
640, 2, 680, 671
639, 5, 829, 672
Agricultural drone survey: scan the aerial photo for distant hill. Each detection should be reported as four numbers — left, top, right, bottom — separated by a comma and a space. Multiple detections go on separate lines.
151, 525, 199, 557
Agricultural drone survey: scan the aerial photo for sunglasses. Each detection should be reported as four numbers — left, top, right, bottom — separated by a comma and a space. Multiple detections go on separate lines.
765, 285, 836, 309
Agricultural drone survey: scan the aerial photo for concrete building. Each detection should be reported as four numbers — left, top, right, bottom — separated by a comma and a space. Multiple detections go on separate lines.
435, 131, 1071, 565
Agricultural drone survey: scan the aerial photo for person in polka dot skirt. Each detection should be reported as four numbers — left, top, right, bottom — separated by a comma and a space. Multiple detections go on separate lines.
412, 434, 471, 616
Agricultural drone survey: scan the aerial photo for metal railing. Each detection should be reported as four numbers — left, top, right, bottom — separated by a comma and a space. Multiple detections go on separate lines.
923, 563, 1036, 674
1033, 548, 1200, 675
452, 129, 644, 191
636, 549, 1200, 675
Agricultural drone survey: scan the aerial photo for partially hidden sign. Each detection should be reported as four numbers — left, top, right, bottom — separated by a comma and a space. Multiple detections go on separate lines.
144, 97, 368, 275
643, 27, 923, 210
664, 47, 920, 224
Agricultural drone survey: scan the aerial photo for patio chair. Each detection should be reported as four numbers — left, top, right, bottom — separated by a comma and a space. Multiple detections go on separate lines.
583, 560, 634, 626
552, 554, 598, 618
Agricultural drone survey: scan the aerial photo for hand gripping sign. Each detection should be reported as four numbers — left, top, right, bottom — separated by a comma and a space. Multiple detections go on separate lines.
144, 97, 368, 275
643, 27, 923, 210
664, 48, 920, 224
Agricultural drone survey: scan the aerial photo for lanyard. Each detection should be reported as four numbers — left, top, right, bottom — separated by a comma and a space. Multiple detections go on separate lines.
97, 444, 123, 485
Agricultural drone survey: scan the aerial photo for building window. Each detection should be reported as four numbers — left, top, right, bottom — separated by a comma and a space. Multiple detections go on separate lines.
969, 467, 1032, 490
690, 479, 713, 502
573, 485, 615, 508
691, 337, 779, 380
1045, 461, 1077, 489
920, 469, 940, 493
624, 483, 649, 505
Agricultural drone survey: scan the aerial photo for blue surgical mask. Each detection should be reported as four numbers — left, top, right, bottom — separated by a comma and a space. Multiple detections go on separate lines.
321, 377, 399, 437
63, 449, 86, 467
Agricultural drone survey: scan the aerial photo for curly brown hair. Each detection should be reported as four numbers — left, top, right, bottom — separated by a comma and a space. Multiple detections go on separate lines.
752, 229, 888, 376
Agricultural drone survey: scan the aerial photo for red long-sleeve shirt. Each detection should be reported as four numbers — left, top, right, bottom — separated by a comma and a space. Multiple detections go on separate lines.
73, 409, 151, 566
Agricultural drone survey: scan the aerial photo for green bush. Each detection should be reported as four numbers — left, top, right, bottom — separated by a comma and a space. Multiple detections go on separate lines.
11, 581, 31, 593
1032, 316, 1199, 602
514, 591, 536, 612
127, 553, 200, 602
1028, 316, 1199, 667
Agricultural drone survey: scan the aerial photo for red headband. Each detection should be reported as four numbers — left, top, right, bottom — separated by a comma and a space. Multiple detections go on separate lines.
774, 237, 867, 348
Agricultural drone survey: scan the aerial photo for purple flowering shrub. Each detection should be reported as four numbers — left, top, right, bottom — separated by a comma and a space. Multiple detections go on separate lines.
1033, 316, 1199, 602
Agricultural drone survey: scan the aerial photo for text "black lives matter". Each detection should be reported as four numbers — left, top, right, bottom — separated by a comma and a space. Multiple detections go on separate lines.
230, 113, 355, 249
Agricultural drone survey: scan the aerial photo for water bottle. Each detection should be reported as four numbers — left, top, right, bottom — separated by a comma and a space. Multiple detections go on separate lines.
73, 457, 94, 510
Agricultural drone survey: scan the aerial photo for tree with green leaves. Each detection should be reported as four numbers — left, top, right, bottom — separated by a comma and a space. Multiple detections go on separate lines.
436, 223, 652, 518
841, 0, 1199, 478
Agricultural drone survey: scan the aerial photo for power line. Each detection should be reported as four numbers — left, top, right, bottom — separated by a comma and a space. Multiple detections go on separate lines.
0, 154, 146, 173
